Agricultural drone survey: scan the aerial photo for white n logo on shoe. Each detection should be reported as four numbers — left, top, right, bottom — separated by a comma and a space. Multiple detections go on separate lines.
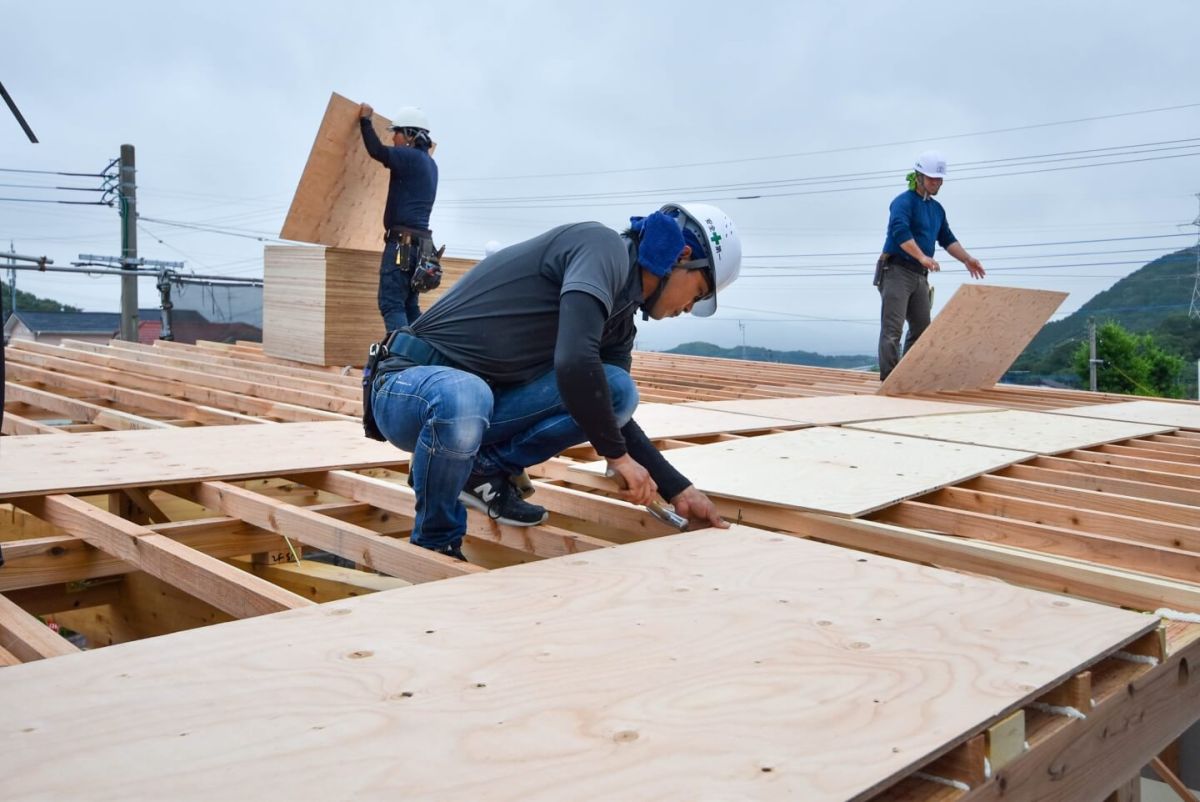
474, 483, 499, 503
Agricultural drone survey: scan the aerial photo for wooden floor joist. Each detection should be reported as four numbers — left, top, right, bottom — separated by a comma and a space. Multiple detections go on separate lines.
14, 494, 313, 619
4, 337, 1200, 799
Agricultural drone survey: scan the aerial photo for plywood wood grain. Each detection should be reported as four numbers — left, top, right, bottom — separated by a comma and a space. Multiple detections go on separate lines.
879, 285, 1067, 396
0, 527, 1152, 801
1048, 400, 1200, 431
280, 92, 394, 252
685, 394, 988, 424
846, 410, 1172, 455
575, 427, 1032, 516
263, 245, 476, 366
631, 402, 801, 439
0, 422, 407, 499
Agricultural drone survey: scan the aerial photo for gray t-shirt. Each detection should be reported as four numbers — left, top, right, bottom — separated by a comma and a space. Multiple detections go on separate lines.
410, 222, 635, 384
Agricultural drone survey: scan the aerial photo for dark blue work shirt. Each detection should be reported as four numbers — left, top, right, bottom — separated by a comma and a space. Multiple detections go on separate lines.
359, 119, 438, 231
881, 189, 957, 260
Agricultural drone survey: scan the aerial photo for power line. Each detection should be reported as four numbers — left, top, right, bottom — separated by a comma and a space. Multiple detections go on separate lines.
743, 232, 1198, 259
439, 138, 1200, 206
443, 100, 1200, 182
437, 150, 1200, 210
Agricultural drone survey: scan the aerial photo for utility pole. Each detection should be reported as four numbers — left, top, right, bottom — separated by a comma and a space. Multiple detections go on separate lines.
1088, 318, 1099, 392
118, 144, 138, 341
738, 320, 746, 360
1189, 193, 1200, 320
6, 241, 15, 325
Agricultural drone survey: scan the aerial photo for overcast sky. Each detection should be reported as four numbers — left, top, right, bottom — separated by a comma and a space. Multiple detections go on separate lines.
4, 1, 1200, 354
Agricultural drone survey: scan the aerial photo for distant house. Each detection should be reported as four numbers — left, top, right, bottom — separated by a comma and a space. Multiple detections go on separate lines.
3, 310, 119, 346
4, 309, 262, 346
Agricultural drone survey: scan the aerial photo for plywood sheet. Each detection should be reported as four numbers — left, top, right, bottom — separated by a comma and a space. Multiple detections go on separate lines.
879, 285, 1067, 396
685, 394, 988, 424
263, 245, 477, 366
0, 527, 1152, 802
574, 427, 1031, 516
280, 92, 394, 252
0, 422, 406, 499
632, 402, 802, 439
846, 409, 1172, 455
1048, 400, 1200, 431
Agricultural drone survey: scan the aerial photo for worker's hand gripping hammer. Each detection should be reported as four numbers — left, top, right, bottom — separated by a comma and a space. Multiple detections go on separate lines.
604, 466, 689, 531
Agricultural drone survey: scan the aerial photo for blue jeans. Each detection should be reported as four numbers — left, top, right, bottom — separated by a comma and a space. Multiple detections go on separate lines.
378, 241, 422, 332
371, 364, 639, 550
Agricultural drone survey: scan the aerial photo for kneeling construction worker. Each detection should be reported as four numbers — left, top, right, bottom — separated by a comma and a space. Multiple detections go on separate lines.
359, 102, 439, 331
365, 203, 742, 560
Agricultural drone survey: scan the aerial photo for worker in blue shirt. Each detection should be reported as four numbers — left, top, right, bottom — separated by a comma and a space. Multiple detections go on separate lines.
358, 102, 440, 332
874, 150, 985, 380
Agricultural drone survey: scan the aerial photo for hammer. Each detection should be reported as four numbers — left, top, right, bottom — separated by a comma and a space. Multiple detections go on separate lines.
604, 468, 689, 531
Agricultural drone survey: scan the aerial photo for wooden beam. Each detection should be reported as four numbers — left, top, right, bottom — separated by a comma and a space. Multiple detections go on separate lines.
179, 481, 480, 583
958, 636, 1200, 802
14, 495, 313, 618
875, 501, 1200, 584
794, 513, 1200, 613
291, 470, 613, 558
0, 591, 80, 662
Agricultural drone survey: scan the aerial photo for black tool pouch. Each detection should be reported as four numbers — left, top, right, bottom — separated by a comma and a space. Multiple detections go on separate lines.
410, 241, 445, 294
873, 254, 888, 287
361, 341, 387, 441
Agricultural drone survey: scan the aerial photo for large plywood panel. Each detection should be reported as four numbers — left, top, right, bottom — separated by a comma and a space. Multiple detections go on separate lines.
0, 527, 1152, 801
280, 92, 393, 252
879, 285, 1067, 396
0, 422, 406, 498
685, 394, 987, 424
632, 402, 802, 439
575, 427, 1031, 516
263, 245, 477, 366
1049, 400, 1200, 431
847, 409, 1172, 455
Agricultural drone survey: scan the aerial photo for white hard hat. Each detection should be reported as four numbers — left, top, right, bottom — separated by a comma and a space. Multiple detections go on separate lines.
914, 150, 947, 179
483, 240, 502, 257
389, 107, 430, 132
659, 201, 742, 318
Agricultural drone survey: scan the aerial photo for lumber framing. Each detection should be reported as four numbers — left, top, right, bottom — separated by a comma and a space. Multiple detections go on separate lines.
4, 336, 1200, 799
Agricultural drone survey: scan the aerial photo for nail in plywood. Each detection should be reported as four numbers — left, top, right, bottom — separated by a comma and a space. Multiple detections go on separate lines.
574, 427, 1032, 517
0, 527, 1153, 801
1049, 400, 1200, 431
630, 402, 802, 439
684, 394, 988, 424
262, 245, 476, 367
846, 410, 1172, 455
879, 285, 1067, 396
279, 92, 393, 252
0, 422, 406, 499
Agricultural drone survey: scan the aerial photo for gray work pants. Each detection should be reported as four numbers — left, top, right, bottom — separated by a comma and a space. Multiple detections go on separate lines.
877, 264, 930, 381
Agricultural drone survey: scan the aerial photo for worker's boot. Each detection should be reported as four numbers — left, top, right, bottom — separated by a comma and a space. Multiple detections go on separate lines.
460, 474, 548, 526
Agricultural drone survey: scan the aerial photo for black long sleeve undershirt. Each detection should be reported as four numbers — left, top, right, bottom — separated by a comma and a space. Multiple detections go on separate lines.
359, 117, 389, 164
555, 292, 692, 500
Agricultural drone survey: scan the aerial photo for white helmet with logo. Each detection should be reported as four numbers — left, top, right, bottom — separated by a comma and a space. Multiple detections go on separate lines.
659, 202, 742, 317
914, 150, 947, 179
389, 107, 430, 132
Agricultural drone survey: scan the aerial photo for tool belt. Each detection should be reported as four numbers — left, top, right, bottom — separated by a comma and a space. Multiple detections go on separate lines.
384, 226, 443, 294
874, 252, 928, 285
360, 331, 463, 441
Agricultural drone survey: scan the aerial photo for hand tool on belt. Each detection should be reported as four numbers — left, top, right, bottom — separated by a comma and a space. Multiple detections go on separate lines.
604, 468, 688, 531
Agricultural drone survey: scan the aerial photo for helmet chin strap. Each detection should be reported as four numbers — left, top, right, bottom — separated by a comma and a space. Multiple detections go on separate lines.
638, 257, 713, 321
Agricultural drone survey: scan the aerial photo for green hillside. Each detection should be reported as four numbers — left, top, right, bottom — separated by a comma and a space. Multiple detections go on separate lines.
1024, 247, 1195, 352
2, 285, 81, 316
665, 341, 876, 370
1013, 247, 1200, 383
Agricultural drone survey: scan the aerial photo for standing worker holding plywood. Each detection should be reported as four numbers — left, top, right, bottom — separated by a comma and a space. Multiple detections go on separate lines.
874, 150, 986, 381
358, 102, 440, 332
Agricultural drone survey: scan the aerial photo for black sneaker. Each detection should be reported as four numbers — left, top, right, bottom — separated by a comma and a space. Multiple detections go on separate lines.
434, 543, 467, 562
459, 474, 548, 526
